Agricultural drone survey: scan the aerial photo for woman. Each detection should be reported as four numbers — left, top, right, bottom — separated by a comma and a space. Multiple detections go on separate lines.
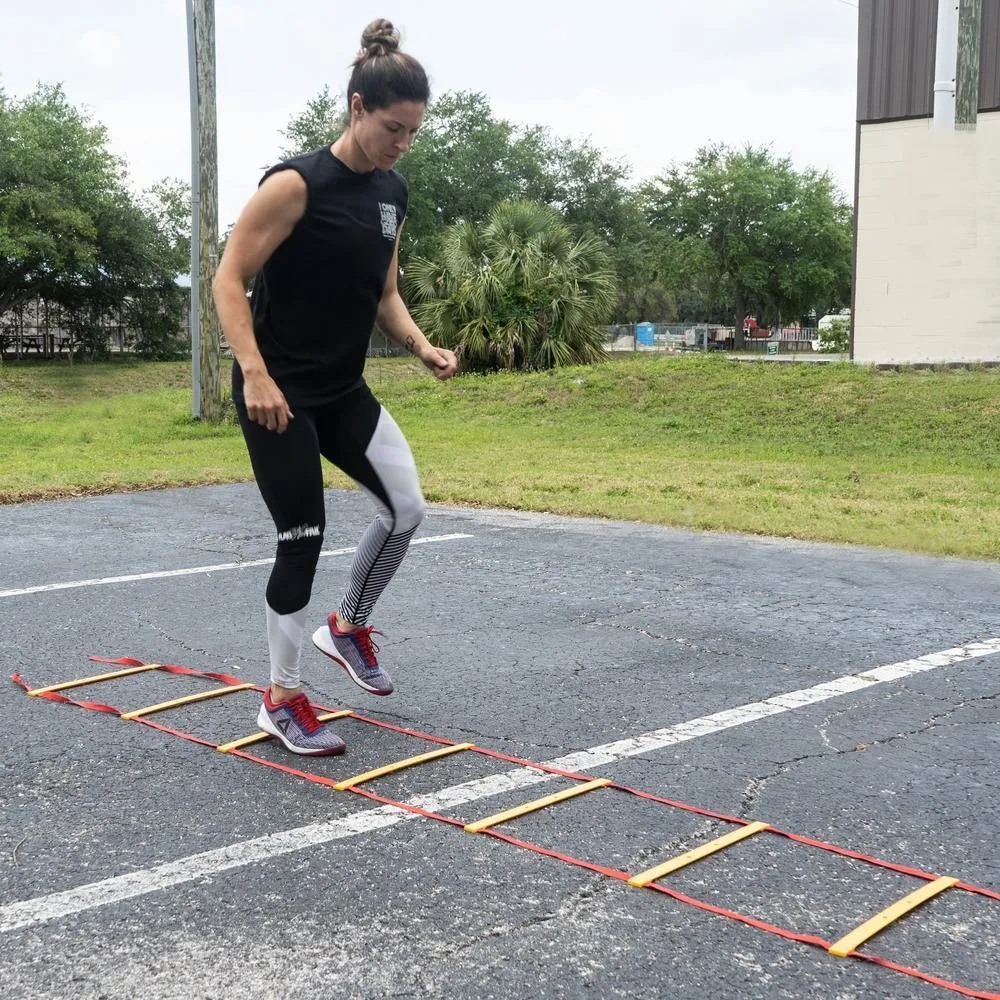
213, 19, 457, 757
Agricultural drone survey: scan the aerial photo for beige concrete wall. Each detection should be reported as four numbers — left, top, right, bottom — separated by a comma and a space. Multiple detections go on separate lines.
853, 112, 1000, 363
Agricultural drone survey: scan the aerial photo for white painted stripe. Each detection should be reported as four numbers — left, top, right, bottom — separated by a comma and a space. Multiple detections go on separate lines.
0, 809, 409, 933
548, 639, 1000, 775
0, 534, 473, 599
2, 637, 998, 933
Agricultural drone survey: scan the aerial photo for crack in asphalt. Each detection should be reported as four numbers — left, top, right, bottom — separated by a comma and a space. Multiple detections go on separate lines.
132, 613, 256, 670
738, 692, 1000, 818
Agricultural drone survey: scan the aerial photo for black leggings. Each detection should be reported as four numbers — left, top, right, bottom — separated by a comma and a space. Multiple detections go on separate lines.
237, 383, 425, 623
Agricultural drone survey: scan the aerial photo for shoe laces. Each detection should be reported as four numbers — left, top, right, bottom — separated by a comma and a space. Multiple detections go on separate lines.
351, 625, 383, 667
287, 693, 322, 735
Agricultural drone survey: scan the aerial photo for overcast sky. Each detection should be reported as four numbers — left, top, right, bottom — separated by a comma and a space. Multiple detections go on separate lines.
2, 0, 860, 229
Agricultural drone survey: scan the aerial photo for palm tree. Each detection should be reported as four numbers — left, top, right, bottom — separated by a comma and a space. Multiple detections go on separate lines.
405, 201, 618, 372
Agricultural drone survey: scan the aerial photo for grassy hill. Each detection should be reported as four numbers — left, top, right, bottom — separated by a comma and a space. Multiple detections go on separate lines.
3, 354, 999, 559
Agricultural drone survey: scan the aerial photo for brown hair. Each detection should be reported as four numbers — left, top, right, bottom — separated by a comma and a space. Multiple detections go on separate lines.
348, 19, 429, 113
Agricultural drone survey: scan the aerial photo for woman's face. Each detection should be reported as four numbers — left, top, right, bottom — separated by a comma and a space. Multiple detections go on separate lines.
351, 96, 425, 170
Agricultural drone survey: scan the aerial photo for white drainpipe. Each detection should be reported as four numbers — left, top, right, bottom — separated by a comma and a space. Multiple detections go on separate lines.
934, 0, 960, 128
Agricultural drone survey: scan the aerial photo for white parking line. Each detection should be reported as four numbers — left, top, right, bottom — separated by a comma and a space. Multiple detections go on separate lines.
3, 637, 998, 933
0, 534, 473, 599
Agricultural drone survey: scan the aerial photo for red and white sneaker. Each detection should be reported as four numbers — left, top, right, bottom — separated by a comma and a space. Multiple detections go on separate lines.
312, 614, 393, 696
256, 689, 346, 756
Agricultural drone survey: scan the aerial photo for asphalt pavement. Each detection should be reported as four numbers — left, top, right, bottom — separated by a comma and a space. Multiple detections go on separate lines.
1, 484, 998, 1000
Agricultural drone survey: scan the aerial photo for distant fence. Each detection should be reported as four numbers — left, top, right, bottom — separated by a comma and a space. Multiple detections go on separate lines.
2, 300, 821, 362
0, 298, 141, 358
605, 323, 820, 353
0, 296, 409, 360
367, 328, 408, 358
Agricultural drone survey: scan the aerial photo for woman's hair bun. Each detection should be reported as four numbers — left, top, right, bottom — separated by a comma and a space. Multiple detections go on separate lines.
347, 18, 429, 110
359, 18, 400, 59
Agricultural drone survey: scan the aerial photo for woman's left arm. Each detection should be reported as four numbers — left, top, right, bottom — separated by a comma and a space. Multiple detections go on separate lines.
376, 228, 458, 381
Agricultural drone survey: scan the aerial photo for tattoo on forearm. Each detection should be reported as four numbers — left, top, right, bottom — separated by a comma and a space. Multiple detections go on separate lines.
404, 335, 416, 354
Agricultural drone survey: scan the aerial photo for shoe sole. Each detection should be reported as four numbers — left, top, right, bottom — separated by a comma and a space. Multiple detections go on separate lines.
311, 625, 393, 696
256, 704, 346, 756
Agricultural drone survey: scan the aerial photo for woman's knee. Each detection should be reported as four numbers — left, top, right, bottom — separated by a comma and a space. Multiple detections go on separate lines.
393, 490, 425, 534
266, 529, 324, 613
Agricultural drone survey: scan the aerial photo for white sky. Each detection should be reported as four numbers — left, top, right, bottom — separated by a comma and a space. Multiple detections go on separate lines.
1, 0, 860, 230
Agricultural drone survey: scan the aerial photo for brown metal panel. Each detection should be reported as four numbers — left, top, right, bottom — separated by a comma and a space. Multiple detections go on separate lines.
912, 0, 940, 116
981, 0, 1000, 110
858, 0, 939, 121
858, 0, 874, 120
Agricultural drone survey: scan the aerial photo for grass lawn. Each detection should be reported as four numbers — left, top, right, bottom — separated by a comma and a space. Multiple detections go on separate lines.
2, 353, 1000, 559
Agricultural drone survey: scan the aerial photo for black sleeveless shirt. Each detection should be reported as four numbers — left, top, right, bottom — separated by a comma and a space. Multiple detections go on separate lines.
232, 146, 408, 408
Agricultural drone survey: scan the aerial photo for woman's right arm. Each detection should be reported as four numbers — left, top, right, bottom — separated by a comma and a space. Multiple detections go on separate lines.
213, 169, 308, 433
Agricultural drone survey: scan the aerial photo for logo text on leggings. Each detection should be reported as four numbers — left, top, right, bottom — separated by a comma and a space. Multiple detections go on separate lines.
277, 524, 322, 542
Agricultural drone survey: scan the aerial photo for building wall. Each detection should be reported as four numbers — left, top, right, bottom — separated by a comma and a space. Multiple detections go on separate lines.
853, 111, 1000, 363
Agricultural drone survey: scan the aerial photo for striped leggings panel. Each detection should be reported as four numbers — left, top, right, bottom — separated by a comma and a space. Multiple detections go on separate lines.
338, 405, 425, 624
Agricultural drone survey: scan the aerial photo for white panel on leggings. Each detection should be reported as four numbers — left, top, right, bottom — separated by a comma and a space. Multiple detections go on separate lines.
266, 603, 306, 688
364, 408, 424, 532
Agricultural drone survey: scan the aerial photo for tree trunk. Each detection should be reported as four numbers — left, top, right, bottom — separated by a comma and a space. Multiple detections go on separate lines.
0, 270, 34, 317
194, 0, 222, 421
733, 286, 747, 351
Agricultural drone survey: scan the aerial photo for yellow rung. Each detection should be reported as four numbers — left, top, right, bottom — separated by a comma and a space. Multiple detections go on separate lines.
334, 742, 474, 791
28, 664, 162, 695
120, 683, 255, 720
828, 876, 959, 958
216, 710, 354, 753
315, 711, 353, 724
465, 778, 612, 834
627, 821, 771, 887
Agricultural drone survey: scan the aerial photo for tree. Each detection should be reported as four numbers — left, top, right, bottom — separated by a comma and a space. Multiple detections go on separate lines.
279, 85, 343, 160
400, 97, 656, 310
645, 145, 852, 347
405, 201, 618, 372
141, 178, 191, 279
284, 90, 823, 327
0, 84, 189, 358
0, 83, 116, 315
531, 139, 663, 324
127, 179, 190, 360
535, 136, 633, 242
396, 91, 553, 256
754, 168, 853, 328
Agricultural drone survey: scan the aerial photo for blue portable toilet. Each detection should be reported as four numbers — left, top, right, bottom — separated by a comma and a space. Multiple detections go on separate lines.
636, 322, 655, 347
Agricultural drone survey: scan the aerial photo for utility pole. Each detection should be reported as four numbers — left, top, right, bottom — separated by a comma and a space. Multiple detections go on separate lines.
955, 0, 982, 129
185, 0, 222, 421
